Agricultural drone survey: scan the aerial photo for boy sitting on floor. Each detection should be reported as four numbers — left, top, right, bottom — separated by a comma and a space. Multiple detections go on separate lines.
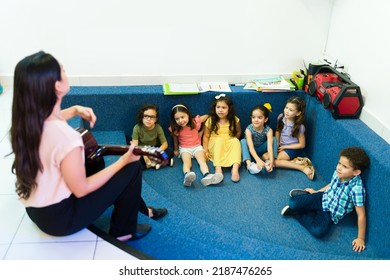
281, 146, 370, 252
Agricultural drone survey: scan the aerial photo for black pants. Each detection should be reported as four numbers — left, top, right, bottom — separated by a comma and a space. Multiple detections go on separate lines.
85, 156, 149, 216
26, 161, 143, 237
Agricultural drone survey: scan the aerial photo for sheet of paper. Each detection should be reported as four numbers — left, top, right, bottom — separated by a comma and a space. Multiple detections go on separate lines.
199, 82, 231, 92
167, 83, 199, 93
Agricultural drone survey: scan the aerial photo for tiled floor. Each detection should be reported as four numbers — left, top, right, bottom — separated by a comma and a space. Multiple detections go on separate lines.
0, 86, 137, 260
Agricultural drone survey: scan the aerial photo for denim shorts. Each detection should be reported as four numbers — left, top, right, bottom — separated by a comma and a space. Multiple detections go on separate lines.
283, 148, 304, 160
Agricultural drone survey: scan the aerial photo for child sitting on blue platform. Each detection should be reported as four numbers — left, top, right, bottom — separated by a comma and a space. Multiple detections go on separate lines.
203, 94, 242, 183
240, 103, 277, 174
169, 103, 222, 187
132, 103, 173, 169
281, 146, 370, 252
274, 96, 315, 180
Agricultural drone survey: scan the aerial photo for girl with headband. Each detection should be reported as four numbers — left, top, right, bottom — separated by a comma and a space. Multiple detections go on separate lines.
169, 104, 223, 186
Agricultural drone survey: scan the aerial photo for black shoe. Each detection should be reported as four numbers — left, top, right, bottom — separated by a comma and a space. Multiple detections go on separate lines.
149, 207, 168, 220
126, 224, 151, 241
289, 189, 310, 197
281, 205, 294, 216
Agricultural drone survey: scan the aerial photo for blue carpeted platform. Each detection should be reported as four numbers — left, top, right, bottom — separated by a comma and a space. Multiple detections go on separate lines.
64, 86, 390, 260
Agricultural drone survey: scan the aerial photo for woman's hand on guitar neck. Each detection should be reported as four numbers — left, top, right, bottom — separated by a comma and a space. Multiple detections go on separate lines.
120, 143, 141, 165
127, 140, 164, 165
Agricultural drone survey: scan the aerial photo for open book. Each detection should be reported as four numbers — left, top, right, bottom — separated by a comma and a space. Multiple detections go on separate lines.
198, 82, 231, 93
163, 83, 200, 95
163, 82, 231, 95
244, 76, 294, 92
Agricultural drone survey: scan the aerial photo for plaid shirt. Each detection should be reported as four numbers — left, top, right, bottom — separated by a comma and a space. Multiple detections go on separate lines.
322, 171, 365, 224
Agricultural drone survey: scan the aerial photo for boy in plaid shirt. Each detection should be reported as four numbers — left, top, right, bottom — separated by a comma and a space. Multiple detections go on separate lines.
281, 147, 370, 252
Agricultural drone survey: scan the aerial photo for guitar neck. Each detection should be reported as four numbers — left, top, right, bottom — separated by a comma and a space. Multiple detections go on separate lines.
77, 127, 169, 166
91, 145, 169, 165
97, 145, 129, 157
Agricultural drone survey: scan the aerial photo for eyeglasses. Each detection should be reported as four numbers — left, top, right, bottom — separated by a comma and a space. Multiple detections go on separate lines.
143, 114, 157, 120
215, 93, 226, 100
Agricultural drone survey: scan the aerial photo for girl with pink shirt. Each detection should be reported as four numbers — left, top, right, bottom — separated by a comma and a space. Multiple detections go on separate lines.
169, 104, 223, 187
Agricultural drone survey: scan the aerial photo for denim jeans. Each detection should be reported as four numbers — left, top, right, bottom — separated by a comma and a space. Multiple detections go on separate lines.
240, 138, 278, 162
289, 192, 333, 238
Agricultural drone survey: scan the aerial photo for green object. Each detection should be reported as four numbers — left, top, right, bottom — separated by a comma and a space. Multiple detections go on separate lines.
292, 71, 305, 90
0, 83, 3, 94
163, 83, 199, 95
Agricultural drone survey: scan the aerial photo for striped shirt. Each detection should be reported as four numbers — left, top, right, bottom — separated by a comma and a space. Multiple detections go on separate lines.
322, 171, 365, 224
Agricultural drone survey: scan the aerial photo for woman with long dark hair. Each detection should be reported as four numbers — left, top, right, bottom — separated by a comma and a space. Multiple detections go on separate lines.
11, 51, 160, 241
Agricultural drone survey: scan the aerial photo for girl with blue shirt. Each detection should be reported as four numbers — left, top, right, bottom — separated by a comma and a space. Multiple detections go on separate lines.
240, 103, 277, 174
274, 96, 315, 180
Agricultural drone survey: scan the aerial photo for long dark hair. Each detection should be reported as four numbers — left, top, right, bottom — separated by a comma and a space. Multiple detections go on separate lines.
11, 51, 61, 199
276, 96, 306, 137
209, 95, 237, 137
170, 103, 195, 134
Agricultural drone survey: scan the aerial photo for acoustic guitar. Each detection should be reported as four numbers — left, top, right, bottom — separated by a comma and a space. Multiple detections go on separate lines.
76, 127, 170, 175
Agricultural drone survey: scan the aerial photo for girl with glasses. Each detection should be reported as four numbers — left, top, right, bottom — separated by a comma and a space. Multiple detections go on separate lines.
132, 103, 173, 169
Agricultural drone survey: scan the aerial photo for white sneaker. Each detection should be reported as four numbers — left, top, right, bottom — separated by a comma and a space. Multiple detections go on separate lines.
183, 171, 196, 187
247, 162, 261, 174
201, 173, 224, 186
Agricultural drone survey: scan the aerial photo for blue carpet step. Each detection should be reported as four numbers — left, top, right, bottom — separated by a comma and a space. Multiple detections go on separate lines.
136, 178, 379, 260
140, 162, 383, 260
89, 130, 385, 260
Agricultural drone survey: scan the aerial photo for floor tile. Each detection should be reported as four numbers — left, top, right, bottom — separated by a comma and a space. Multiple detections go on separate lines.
5, 241, 96, 260
94, 240, 138, 260
0, 195, 25, 244
0, 158, 16, 194
0, 244, 10, 259
0, 132, 12, 158
13, 215, 97, 244
0, 111, 11, 133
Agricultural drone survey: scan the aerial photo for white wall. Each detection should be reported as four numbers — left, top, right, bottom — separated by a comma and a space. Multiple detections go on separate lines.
1, 0, 389, 142
0, 0, 331, 79
325, 0, 390, 143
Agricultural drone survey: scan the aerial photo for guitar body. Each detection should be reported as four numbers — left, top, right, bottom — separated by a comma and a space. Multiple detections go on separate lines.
76, 127, 170, 176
